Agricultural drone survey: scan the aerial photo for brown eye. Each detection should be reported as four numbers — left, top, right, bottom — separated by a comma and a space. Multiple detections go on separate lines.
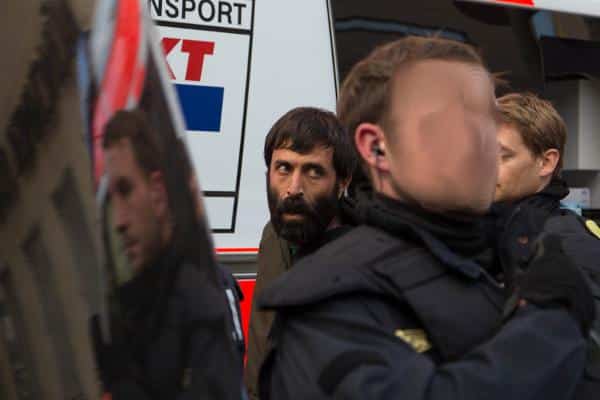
307, 167, 324, 179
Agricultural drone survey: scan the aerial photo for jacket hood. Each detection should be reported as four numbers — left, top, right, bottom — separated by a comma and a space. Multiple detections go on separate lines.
257, 225, 440, 310
258, 221, 484, 311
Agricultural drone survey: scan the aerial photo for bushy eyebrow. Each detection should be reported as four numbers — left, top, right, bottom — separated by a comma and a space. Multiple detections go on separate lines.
273, 159, 291, 167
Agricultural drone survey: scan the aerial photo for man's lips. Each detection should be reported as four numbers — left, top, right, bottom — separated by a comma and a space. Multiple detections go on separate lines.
282, 212, 305, 220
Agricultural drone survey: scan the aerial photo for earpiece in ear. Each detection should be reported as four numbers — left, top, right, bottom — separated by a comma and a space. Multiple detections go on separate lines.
372, 144, 384, 157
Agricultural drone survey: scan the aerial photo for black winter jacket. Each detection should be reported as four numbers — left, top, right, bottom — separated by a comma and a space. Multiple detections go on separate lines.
490, 178, 570, 270
491, 178, 600, 397
101, 249, 244, 400
257, 195, 587, 400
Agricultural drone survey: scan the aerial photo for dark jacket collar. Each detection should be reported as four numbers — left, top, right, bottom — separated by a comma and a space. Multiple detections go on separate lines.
492, 177, 569, 219
352, 191, 494, 276
292, 225, 351, 261
539, 177, 570, 200
118, 244, 178, 318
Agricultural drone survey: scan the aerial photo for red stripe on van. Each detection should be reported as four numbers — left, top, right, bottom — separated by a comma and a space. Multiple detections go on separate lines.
237, 279, 256, 356
216, 248, 259, 253
495, 0, 534, 6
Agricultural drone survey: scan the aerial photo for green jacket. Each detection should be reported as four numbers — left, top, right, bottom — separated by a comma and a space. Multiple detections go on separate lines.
244, 223, 291, 400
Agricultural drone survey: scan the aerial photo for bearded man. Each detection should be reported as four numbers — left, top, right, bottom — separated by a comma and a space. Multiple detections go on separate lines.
244, 107, 355, 400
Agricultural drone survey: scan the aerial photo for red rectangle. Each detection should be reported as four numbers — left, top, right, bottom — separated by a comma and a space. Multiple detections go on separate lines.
496, 0, 534, 6
237, 279, 256, 348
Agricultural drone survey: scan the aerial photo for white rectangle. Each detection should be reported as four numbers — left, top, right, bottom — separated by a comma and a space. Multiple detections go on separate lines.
204, 196, 235, 230
149, 0, 253, 30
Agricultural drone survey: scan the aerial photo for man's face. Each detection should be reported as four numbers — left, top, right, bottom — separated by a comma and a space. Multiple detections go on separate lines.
383, 60, 500, 214
494, 123, 543, 202
267, 146, 341, 245
105, 139, 167, 273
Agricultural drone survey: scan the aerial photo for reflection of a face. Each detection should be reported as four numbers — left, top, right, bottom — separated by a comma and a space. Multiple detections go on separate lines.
384, 60, 499, 214
267, 147, 340, 245
495, 123, 543, 202
105, 138, 166, 273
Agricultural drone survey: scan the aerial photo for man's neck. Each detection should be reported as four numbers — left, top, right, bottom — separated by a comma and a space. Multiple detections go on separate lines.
534, 177, 553, 195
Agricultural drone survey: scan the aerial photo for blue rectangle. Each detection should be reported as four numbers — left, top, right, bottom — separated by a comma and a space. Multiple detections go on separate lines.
175, 84, 224, 132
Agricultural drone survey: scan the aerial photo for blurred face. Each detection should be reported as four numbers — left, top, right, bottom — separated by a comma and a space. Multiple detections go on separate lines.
495, 123, 544, 202
383, 60, 500, 214
105, 139, 169, 273
267, 146, 341, 245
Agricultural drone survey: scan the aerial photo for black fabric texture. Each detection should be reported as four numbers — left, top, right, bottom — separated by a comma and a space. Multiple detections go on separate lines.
491, 178, 569, 225
318, 351, 387, 396
257, 224, 587, 400
517, 234, 596, 336
363, 194, 496, 273
488, 177, 570, 282
98, 244, 243, 400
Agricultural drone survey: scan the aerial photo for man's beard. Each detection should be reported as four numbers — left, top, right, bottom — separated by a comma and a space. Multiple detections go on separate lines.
267, 183, 340, 246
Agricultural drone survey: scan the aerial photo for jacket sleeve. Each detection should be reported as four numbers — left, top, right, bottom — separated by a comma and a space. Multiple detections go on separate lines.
270, 301, 586, 400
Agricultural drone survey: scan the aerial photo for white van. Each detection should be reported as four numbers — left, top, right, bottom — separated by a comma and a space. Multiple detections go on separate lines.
150, 0, 338, 255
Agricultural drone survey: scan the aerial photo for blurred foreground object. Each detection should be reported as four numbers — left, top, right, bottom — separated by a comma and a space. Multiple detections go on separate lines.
0, 0, 102, 399
82, 0, 244, 398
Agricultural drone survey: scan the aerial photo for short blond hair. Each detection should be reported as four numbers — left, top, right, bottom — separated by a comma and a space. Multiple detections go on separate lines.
498, 92, 566, 176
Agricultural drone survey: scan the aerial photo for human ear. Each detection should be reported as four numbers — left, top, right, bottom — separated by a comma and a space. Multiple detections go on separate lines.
148, 171, 169, 218
354, 123, 390, 174
539, 149, 560, 179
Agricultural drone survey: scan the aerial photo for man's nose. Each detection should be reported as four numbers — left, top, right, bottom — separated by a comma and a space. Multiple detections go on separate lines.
286, 171, 304, 197
112, 204, 128, 234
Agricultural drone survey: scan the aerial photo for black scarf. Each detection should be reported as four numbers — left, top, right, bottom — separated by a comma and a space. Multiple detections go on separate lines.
344, 189, 496, 272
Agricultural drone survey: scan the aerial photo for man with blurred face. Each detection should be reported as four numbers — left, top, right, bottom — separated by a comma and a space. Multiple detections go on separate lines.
100, 110, 243, 400
257, 37, 594, 400
245, 107, 355, 400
